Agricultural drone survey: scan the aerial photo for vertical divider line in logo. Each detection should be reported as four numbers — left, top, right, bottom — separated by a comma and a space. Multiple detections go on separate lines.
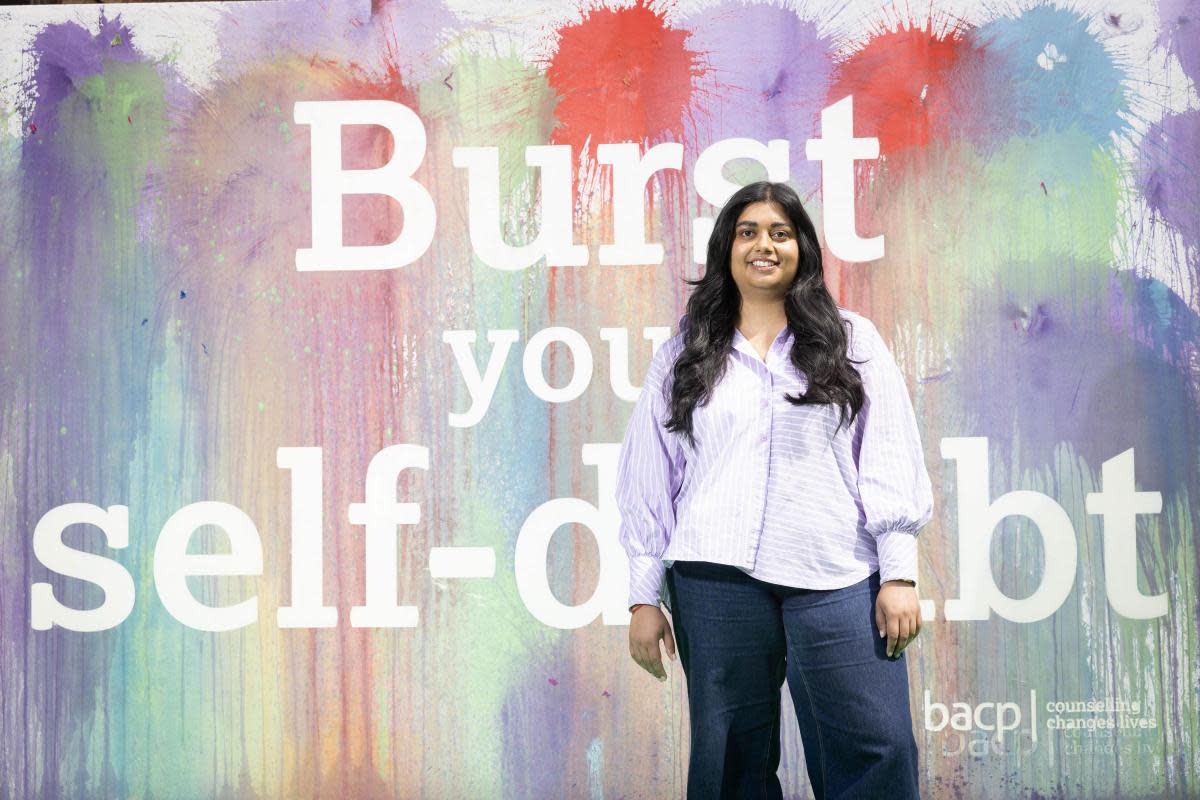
1031, 689, 1038, 744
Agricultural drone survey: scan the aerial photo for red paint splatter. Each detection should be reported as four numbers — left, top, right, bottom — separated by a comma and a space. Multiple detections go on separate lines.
127, 114, 132, 124
29, 122, 36, 134
327, 36, 420, 169
828, 21, 978, 155
546, 1, 701, 156
548, 677, 559, 686
335, 46, 417, 108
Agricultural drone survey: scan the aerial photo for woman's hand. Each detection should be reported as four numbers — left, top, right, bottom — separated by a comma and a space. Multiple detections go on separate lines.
629, 605, 676, 681
875, 580, 921, 658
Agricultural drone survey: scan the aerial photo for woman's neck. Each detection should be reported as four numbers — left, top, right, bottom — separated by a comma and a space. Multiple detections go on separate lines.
736, 298, 787, 339
735, 299, 788, 361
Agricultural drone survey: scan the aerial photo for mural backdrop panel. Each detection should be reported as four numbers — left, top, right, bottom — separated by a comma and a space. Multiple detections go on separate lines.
1, 0, 1197, 797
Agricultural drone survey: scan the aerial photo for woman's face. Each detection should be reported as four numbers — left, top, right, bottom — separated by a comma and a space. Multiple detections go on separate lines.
729, 201, 800, 303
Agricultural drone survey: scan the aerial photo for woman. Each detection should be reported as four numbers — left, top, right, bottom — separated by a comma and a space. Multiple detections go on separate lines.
616, 181, 932, 799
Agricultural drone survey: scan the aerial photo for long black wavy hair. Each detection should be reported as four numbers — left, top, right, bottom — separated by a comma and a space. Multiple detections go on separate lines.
665, 181, 865, 447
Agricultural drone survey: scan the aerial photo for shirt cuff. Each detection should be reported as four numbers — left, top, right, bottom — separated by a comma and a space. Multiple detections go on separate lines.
875, 528, 919, 585
628, 554, 667, 608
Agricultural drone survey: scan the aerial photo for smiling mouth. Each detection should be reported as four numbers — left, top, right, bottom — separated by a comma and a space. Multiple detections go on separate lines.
750, 259, 778, 270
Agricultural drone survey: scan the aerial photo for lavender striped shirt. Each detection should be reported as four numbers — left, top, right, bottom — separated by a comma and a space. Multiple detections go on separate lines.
616, 307, 933, 611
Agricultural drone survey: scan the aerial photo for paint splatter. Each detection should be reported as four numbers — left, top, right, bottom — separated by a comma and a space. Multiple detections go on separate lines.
1157, 0, 1199, 82
1138, 110, 1200, 251
681, 1, 835, 191
546, 1, 700, 155
970, 7, 1132, 144
829, 20, 1004, 156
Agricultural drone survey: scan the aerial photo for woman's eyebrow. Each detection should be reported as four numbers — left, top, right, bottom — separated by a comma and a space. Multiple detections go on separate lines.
736, 221, 793, 231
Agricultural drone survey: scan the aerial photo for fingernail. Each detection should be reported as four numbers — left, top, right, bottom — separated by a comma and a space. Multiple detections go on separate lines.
879, 630, 885, 638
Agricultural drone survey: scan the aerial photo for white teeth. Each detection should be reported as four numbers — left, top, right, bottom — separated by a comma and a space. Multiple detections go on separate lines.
751, 260, 776, 267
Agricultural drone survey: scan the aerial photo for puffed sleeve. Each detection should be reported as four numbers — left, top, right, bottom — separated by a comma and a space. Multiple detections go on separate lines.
850, 316, 934, 585
615, 338, 686, 610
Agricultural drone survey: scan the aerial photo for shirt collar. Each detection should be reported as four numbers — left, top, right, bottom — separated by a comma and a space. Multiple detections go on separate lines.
732, 326, 793, 361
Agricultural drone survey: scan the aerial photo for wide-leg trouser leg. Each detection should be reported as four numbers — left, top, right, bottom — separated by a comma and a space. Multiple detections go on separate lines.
666, 560, 787, 800
781, 570, 920, 800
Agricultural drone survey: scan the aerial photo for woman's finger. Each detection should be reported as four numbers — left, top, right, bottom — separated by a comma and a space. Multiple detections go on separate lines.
895, 616, 912, 656
632, 644, 665, 680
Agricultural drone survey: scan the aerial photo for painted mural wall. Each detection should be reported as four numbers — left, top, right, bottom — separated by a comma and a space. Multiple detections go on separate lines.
1, 0, 1197, 797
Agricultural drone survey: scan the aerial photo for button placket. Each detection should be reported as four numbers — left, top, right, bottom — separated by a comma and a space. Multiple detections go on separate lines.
759, 370, 771, 443
752, 373, 772, 544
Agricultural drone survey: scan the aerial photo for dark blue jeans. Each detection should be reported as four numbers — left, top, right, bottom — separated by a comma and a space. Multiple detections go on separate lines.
665, 561, 920, 800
